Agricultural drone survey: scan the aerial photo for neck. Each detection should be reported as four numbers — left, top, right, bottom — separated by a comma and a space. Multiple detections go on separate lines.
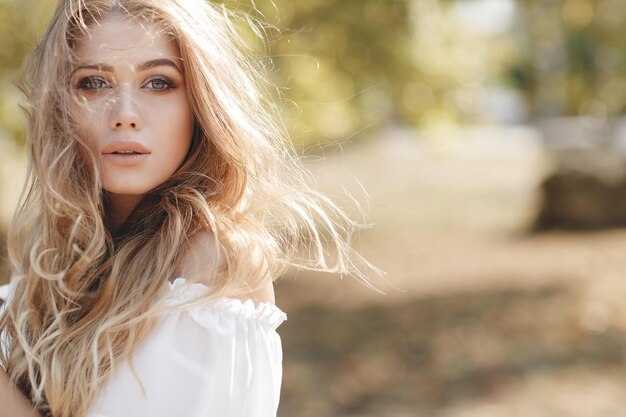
104, 193, 144, 237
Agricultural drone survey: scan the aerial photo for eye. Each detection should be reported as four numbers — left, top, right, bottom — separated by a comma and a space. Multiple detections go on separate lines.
144, 77, 175, 91
75, 76, 110, 91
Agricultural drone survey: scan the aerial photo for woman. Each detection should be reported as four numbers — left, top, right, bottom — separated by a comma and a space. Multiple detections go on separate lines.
0, 1, 384, 416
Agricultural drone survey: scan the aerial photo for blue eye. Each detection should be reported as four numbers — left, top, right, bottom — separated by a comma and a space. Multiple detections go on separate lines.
145, 77, 174, 90
73, 75, 175, 92
76, 76, 110, 90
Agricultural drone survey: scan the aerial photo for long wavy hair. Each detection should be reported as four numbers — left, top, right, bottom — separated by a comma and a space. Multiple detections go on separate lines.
0, 0, 385, 416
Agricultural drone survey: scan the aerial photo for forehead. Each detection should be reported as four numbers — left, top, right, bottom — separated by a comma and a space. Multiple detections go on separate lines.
73, 16, 181, 65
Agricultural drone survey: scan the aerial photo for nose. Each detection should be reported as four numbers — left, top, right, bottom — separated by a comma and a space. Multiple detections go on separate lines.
109, 88, 142, 131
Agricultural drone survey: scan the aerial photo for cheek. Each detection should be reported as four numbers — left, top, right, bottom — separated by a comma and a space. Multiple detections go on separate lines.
180, 106, 194, 149
155, 95, 194, 155
71, 101, 105, 147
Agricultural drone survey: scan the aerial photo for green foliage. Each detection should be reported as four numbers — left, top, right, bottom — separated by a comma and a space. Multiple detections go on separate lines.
509, 0, 626, 117
0, 1, 45, 145
224, 0, 415, 146
230, 0, 512, 143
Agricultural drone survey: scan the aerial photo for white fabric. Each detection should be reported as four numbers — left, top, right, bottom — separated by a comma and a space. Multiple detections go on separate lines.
0, 277, 287, 417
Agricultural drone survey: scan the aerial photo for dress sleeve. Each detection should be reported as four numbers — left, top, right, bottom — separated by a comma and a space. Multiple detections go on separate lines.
0, 282, 13, 311
88, 282, 288, 417
0, 282, 15, 370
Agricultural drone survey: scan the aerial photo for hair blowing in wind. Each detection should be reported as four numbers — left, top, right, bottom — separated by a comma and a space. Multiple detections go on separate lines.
0, 1, 386, 416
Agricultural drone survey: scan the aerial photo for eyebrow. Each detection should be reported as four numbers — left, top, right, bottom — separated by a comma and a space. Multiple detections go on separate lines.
72, 58, 183, 75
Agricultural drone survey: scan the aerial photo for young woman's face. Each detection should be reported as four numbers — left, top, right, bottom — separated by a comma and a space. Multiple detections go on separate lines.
70, 16, 194, 197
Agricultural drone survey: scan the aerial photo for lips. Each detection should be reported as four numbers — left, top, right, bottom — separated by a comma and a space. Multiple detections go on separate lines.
102, 141, 151, 155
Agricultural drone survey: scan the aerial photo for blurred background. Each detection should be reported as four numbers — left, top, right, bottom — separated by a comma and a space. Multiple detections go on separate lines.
3, 0, 626, 415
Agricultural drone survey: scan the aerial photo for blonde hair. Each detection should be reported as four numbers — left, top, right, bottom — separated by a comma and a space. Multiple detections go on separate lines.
0, 0, 385, 416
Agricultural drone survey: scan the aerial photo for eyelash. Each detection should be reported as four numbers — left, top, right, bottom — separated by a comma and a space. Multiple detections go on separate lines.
74, 76, 175, 91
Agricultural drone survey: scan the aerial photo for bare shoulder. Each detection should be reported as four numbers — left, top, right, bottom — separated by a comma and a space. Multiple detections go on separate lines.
180, 231, 276, 308
179, 230, 224, 280
0, 366, 43, 417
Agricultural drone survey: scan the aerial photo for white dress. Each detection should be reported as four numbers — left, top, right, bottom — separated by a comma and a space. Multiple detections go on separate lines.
0, 277, 287, 417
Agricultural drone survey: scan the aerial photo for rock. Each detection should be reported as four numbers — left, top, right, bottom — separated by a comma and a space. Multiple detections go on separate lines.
533, 117, 626, 229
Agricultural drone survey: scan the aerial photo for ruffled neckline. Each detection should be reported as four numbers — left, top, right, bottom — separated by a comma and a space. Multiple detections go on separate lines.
165, 277, 288, 330
0, 280, 288, 330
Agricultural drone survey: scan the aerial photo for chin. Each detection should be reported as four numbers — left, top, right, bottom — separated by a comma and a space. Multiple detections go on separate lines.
102, 183, 151, 196
101, 173, 174, 197
106, 189, 147, 196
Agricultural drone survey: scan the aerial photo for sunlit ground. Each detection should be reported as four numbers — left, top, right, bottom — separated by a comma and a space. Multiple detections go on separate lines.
276, 124, 626, 417
3, 124, 626, 416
